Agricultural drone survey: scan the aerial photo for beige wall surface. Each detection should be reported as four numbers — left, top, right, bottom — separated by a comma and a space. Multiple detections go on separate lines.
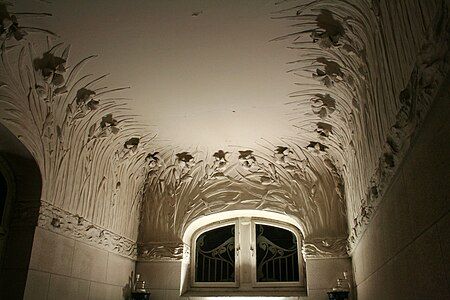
21, 227, 135, 300
351, 78, 450, 299
136, 257, 353, 300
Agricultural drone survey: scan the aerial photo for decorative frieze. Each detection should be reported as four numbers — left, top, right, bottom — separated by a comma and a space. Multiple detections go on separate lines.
348, 7, 450, 250
38, 201, 137, 259
137, 242, 184, 261
302, 237, 348, 259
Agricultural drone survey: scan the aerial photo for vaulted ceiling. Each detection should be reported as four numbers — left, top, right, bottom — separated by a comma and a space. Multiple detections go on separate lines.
0, 0, 448, 257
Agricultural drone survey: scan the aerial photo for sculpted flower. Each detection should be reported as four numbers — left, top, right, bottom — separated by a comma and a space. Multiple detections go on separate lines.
313, 57, 344, 88
0, 4, 26, 41
145, 152, 160, 168
176, 152, 195, 168
213, 150, 228, 162
76, 88, 99, 111
212, 150, 229, 173
274, 146, 293, 165
0, 3, 54, 43
238, 150, 256, 169
306, 141, 328, 155
176, 151, 193, 162
34, 51, 67, 86
124, 137, 140, 154
99, 113, 119, 136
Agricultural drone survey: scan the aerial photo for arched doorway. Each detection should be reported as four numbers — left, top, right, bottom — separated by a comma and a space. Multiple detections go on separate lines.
0, 123, 42, 299
0, 157, 14, 266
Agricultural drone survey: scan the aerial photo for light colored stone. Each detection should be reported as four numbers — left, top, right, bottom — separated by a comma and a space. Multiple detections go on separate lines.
106, 252, 135, 286
136, 261, 182, 290
388, 244, 415, 300
29, 227, 75, 276
351, 240, 365, 286
164, 289, 185, 300
88, 282, 124, 300
23, 270, 50, 300
147, 289, 165, 300
381, 172, 413, 258
305, 258, 352, 291
71, 241, 108, 282
47, 274, 90, 300
408, 225, 450, 299
402, 93, 450, 235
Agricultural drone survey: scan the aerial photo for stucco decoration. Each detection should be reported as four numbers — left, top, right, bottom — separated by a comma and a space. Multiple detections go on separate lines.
38, 201, 137, 258
302, 237, 348, 259
0, 2, 157, 242
1, 0, 447, 261
273, 0, 449, 251
137, 242, 184, 261
139, 141, 348, 259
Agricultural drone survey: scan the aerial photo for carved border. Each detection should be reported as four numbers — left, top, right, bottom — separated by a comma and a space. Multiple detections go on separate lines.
348, 17, 450, 251
137, 242, 184, 262
38, 201, 137, 259
302, 237, 348, 259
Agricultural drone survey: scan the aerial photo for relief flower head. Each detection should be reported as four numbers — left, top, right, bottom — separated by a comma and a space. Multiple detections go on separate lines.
124, 137, 140, 154
274, 146, 293, 165
99, 113, 119, 136
306, 141, 328, 155
212, 150, 229, 172
76, 88, 99, 111
176, 151, 195, 168
238, 150, 256, 169
0, 4, 26, 41
0, 3, 54, 43
145, 151, 160, 168
213, 150, 228, 162
33, 51, 67, 86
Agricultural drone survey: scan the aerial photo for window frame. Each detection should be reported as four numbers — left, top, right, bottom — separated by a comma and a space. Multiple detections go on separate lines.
190, 218, 239, 288
189, 216, 306, 294
250, 218, 306, 288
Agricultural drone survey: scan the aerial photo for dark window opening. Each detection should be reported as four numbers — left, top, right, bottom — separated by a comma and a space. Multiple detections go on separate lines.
195, 224, 235, 282
256, 224, 299, 282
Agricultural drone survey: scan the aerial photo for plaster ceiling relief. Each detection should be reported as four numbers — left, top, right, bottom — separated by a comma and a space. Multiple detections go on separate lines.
0, 0, 448, 257
0, 1, 157, 240
139, 141, 347, 245
272, 0, 449, 249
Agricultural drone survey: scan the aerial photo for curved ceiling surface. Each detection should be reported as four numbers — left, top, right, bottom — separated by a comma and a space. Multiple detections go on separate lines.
17, 0, 301, 150
1, 0, 448, 254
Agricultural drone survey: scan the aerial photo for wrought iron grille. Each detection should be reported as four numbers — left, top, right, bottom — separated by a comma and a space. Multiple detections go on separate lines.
195, 224, 235, 282
256, 224, 299, 282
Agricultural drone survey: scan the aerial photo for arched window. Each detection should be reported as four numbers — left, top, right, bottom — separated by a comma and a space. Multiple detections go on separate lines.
184, 214, 306, 296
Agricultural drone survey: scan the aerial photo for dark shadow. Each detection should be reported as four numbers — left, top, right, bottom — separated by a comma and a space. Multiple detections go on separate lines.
0, 122, 42, 300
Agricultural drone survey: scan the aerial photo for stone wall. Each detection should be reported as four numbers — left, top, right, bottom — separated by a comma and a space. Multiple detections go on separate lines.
136, 258, 353, 300
22, 227, 135, 300
351, 77, 450, 299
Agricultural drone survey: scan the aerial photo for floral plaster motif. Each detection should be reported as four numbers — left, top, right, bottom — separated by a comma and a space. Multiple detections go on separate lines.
39, 201, 137, 258
0, 2, 158, 242
138, 242, 184, 261
273, 0, 449, 251
0, 0, 448, 261
302, 237, 348, 259
139, 143, 348, 251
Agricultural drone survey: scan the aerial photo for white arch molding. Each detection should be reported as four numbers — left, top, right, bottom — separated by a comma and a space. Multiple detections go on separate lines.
180, 209, 307, 297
